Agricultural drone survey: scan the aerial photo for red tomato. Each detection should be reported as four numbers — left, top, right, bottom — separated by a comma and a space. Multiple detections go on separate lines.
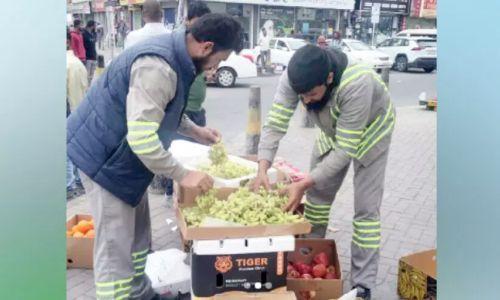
312, 263, 327, 278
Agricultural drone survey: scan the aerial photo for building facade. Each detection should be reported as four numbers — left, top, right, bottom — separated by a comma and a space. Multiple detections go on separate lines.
201, 0, 355, 48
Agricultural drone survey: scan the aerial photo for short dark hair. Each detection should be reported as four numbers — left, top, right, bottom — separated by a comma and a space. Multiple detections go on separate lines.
67, 27, 71, 41
143, 0, 163, 22
189, 13, 243, 53
288, 45, 330, 94
86, 20, 96, 28
73, 19, 81, 27
188, 1, 211, 21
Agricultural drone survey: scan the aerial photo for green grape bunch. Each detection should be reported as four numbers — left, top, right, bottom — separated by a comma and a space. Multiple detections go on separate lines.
208, 141, 228, 165
182, 187, 304, 227
201, 142, 254, 179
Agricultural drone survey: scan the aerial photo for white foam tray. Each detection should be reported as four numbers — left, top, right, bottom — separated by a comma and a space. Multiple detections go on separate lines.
170, 140, 278, 188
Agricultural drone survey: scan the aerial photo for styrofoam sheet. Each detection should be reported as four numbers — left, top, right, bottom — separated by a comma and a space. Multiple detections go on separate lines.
193, 235, 295, 255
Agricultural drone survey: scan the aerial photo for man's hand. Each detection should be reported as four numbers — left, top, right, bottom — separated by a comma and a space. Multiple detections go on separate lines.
193, 126, 221, 145
282, 175, 315, 213
252, 160, 272, 191
180, 170, 214, 193
205, 67, 217, 82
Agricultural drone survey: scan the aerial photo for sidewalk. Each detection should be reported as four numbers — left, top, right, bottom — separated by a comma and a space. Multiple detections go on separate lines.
67, 106, 436, 299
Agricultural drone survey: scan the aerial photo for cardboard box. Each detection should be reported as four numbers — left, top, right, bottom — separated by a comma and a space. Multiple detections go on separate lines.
192, 287, 297, 300
398, 249, 436, 300
287, 239, 343, 300
191, 236, 295, 297
176, 187, 311, 241
66, 214, 94, 269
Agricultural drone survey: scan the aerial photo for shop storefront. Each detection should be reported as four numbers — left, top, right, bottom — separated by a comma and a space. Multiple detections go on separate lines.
68, 0, 92, 25
353, 0, 410, 44
407, 0, 436, 29
204, 0, 354, 48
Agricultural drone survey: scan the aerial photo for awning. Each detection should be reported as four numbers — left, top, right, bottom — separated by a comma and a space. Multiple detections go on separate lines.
205, 0, 354, 10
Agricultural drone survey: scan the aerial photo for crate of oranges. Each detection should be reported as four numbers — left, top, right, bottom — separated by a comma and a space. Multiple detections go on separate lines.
66, 214, 95, 269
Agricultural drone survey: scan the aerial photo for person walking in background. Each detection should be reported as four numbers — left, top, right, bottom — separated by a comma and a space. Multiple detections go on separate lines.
66, 28, 88, 199
83, 20, 98, 84
70, 19, 86, 62
317, 35, 328, 49
330, 31, 343, 50
124, 0, 168, 49
116, 19, 129, 48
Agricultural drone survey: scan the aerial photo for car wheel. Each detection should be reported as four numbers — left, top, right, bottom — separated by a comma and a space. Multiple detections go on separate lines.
423, 67, 435, 73
216, 67, 236, 87
395, 55, 408, 72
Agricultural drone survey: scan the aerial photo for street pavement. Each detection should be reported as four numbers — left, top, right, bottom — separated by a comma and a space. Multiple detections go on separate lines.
67, 71, 436, 299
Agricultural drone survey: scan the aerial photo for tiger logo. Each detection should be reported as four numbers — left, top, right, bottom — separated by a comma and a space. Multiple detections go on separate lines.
214, 256, 233, 273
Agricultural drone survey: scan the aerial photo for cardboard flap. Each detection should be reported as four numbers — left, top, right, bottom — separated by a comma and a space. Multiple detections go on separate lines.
213, 288, 296, 300
401, 249, 436, 279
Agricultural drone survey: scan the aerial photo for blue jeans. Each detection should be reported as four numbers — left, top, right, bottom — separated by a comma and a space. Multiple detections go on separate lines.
67, 156, 81, 189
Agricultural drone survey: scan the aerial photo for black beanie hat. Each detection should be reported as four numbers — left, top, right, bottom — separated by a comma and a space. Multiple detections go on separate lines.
287, 44, 330, 94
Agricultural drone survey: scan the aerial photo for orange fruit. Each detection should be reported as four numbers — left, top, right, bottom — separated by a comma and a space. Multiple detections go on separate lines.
71, 225, 78, 233
66, 231, 72, 237
73, 231, 84, 238
77, 220, 92, 234
85, 230, 95, 238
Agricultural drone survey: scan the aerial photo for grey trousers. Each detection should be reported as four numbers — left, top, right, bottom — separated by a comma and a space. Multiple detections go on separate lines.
85, 59, 97, 85
305, 146, 389, 290
81, 173, 155, 300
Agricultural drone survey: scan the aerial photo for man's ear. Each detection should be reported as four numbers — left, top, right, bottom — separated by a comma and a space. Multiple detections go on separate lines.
200, 41, 214, 56
326, 72, 334, 85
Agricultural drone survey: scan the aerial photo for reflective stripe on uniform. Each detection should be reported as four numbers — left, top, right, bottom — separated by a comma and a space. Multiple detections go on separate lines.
127, 121, 162, 155
357, 102, 395, 159
352, 219, 381, 249
266, 103, 295, 133
95, 277, 133, 300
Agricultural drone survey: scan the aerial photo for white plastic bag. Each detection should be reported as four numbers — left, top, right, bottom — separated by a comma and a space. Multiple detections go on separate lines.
145, 249, 191, 296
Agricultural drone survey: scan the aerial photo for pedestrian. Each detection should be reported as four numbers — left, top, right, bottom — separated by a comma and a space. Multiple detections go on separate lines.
258, 20, 274, 72
83, 20, 98, 84
124, 0, 170, 49
70, 19, 86, 62
317, 35, 328, 49
66, 27, 88, 199
163, 0, 212, 204
330, 31, 342, 50
253, 45, 395, 300
67, 14, 243, 300
116, 19, 129, 48
96, 22, 104, 50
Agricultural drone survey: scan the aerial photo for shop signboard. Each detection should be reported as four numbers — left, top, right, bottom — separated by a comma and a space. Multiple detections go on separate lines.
207, 0, 354, 10
420, 0, 436, 18
68, 1, 91, 14
93, 0, 106, 12
361, 0, 410, 15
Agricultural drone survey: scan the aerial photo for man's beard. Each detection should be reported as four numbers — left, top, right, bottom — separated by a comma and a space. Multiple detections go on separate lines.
193, 56, 209, 75
304, 83, 334, 112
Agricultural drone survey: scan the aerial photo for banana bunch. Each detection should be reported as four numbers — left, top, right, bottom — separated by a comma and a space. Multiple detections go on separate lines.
201, 142, 254, 179
398, 262, 428, 300
183, 187, 303, 227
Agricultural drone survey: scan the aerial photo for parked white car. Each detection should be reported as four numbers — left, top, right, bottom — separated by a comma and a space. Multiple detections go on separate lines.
330, 39, 393, 72
376, 37, 437, 72
396, 29, 437, 39
208, 52, 258, 87
269, 38, 308, 68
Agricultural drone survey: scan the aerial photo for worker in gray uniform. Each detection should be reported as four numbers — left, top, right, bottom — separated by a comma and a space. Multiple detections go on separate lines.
253, 45, 395, 300
68, 14, 243, 300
